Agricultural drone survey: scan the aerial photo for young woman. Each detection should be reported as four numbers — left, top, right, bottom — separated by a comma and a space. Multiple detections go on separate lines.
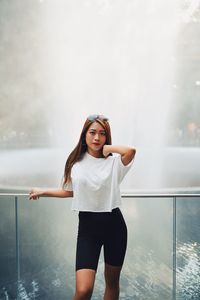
29, 114, 136, 300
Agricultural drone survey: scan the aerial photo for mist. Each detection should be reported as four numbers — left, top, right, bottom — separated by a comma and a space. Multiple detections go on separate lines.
1, 0, 200, 189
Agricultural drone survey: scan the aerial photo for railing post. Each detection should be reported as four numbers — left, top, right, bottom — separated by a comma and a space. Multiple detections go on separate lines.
15, 196, 20, 299
173, 196, 177, 300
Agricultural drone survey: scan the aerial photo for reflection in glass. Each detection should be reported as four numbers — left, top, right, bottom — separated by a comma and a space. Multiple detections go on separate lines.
177, 197, 200, 299
0, 195, 17, 299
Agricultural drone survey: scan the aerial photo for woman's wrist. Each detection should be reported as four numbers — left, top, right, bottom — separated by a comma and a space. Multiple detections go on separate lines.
103, 145, 112, 157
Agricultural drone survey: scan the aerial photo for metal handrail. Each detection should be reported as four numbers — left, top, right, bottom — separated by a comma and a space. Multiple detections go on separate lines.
0, 192, 200, 197
0, 192, 199, 300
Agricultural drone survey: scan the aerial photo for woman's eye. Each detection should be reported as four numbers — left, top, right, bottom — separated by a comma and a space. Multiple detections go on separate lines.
101, 132, 106, 136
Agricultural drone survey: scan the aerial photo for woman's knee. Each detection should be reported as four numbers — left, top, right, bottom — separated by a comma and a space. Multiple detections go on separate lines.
105, 278, 119, 290
74, 286, 93, 299
74, 269, 96, 300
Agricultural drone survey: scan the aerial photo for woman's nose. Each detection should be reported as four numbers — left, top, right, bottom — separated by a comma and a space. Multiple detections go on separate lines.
94, 134, 100, 140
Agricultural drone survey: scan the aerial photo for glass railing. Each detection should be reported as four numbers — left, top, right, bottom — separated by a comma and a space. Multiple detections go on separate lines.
0, 193, 199, 300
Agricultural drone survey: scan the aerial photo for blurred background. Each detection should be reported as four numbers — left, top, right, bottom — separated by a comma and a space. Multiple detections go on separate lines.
0, 0, 200, 190
0, 0, 200, 299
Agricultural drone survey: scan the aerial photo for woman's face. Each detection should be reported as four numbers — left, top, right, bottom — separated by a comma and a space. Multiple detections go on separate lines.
85, 121, 106, 157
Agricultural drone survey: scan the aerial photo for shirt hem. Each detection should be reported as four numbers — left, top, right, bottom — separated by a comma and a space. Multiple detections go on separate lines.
71, 205, 120, 213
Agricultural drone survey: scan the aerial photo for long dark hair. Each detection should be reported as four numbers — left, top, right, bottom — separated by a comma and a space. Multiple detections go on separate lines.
63, 115, 112, 187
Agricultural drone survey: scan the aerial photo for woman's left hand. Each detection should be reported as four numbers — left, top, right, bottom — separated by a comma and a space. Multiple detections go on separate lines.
103, 145, 111, 157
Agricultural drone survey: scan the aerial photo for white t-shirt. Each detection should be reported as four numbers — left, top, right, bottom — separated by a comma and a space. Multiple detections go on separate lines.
64, 152, 133, 212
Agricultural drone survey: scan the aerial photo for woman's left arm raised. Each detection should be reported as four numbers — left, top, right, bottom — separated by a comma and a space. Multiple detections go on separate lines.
103, 145, 136, 166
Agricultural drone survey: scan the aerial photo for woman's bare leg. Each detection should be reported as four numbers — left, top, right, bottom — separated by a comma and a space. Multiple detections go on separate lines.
103, 263, 122, 300
73, 269, 96, 300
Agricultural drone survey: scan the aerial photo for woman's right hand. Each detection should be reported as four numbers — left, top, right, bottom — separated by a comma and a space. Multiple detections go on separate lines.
29, 188, 43, 200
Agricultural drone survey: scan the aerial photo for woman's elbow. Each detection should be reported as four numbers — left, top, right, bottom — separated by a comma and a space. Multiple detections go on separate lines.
129, 147, 136, 161
122, 147, 136, 165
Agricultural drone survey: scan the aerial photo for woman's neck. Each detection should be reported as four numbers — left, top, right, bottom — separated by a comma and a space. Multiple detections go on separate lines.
87, 149, 104, 158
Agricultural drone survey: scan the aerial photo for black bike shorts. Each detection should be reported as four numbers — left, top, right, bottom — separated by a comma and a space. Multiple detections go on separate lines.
75, 207, 127, 271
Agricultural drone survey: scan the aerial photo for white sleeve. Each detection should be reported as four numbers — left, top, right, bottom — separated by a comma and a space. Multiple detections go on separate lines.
114, 154, 134, 183
63, 180, 73, 191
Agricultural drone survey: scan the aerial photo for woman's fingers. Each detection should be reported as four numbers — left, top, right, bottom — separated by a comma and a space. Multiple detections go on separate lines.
29, 193, 37, 200
29, 189, 40, 200
102, 145, 109, 157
